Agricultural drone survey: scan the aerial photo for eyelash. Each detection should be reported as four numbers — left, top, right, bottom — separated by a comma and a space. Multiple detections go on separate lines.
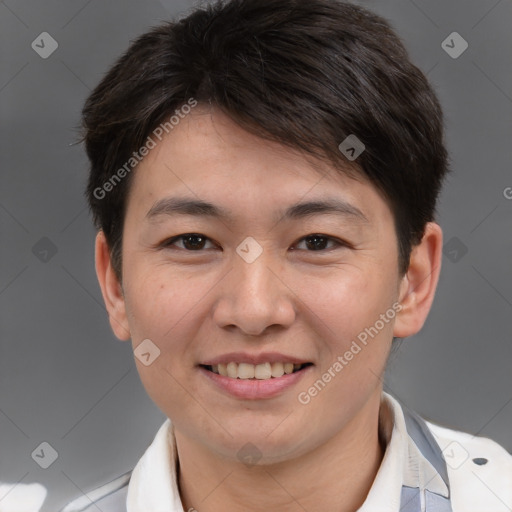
159, 233, 349, 253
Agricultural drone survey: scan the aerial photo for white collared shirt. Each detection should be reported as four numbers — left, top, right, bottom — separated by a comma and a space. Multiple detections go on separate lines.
61, 391, 512, 512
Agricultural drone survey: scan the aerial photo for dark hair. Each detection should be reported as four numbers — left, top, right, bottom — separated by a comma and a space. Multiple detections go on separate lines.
82, 0, 450, 281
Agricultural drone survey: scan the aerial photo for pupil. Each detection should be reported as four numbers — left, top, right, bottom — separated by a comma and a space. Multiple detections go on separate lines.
306, 235, 327, 250
184, 234, 205, 250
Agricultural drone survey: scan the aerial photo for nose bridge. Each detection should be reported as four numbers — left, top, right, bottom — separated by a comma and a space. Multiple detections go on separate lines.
213, 239, 295, 335
237, 247, 276, 298
233, 235, 278, 294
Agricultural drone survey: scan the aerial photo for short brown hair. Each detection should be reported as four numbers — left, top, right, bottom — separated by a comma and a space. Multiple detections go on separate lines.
81, 0, 450, 280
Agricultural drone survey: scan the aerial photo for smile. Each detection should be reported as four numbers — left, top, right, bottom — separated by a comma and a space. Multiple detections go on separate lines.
201, 362, 313, 380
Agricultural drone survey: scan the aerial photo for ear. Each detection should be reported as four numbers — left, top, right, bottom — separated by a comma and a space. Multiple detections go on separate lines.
393, 222, 443, 338
95, 230, 131, 341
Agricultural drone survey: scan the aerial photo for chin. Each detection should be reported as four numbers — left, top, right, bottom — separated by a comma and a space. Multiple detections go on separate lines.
217, 424, 310, 463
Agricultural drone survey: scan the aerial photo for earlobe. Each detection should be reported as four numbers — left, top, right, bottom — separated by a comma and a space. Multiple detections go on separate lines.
94, 231, 131, 341
393, 222, 443, 339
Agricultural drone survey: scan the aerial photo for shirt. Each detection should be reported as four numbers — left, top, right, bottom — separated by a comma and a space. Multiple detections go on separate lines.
60, 391, 512, 512
0, 482, 47, 512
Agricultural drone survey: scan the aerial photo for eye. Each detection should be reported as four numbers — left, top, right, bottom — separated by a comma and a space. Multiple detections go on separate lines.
293, 234, 347, 251
161, 233, 217, 251
160, 233, 347, 252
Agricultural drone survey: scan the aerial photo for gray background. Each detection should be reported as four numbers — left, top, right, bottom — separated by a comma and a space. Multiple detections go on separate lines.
1, 0, 511, 510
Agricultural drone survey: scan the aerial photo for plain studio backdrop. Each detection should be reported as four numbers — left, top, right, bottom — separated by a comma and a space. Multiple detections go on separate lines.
1, 0, 511, 510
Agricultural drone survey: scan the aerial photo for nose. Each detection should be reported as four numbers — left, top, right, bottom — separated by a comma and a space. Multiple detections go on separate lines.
212, 250, 296, 337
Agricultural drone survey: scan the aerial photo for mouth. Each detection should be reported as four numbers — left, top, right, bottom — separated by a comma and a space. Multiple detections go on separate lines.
199, 362, 313, 380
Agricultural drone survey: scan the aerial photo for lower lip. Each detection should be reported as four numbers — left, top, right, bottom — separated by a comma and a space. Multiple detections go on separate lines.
198, 365, 313, 400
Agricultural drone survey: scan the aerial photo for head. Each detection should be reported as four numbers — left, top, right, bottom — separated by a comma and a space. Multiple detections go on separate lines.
83, 0, 448, 463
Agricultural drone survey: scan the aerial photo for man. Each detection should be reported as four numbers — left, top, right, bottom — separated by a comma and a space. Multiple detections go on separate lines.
62, 0, 512, 510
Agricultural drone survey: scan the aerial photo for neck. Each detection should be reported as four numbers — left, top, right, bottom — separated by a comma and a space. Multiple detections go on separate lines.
175, 389, 386, 512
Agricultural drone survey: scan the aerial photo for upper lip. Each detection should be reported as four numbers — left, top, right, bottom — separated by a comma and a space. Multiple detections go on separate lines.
200, 352, 312, 366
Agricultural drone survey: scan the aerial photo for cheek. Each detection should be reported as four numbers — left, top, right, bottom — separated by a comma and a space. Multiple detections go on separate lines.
293, 267, 393, 347
291, 265, 397, 414
121, 269, 205, 414
281, 268, 396, 450
123, 264, 208, 341
121, 267, 199, 395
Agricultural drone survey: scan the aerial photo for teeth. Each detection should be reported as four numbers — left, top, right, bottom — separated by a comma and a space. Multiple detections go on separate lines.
238, 363, 255, 379
254, 362, 272, 379
209, 362, 307, 380
271, 362, 284, 378
227, 362, 238, 378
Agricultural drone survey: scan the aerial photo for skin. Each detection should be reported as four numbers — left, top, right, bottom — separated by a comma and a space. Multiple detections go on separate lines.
95, 105, 442, 511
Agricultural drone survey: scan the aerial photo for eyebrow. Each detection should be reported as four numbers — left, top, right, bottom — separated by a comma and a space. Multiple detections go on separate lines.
145, 196, 369, 224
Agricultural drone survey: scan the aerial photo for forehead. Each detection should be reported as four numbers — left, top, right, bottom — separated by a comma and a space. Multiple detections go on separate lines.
127, 107, 390, 225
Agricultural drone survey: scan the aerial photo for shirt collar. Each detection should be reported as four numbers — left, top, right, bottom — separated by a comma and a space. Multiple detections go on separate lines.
126, 391, 452, 512
126, 416, 182, 512
358, 391, 452, 511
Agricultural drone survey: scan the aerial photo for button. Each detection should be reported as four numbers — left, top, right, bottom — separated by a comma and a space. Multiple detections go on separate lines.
472, 457, 488, 465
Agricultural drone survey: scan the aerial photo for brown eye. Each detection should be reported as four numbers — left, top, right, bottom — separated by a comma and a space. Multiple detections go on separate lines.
294, 234, 344, 251
163, 233, 215, 251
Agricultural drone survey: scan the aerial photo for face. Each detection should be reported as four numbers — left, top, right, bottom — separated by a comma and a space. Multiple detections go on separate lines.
108, 106, 409, 462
